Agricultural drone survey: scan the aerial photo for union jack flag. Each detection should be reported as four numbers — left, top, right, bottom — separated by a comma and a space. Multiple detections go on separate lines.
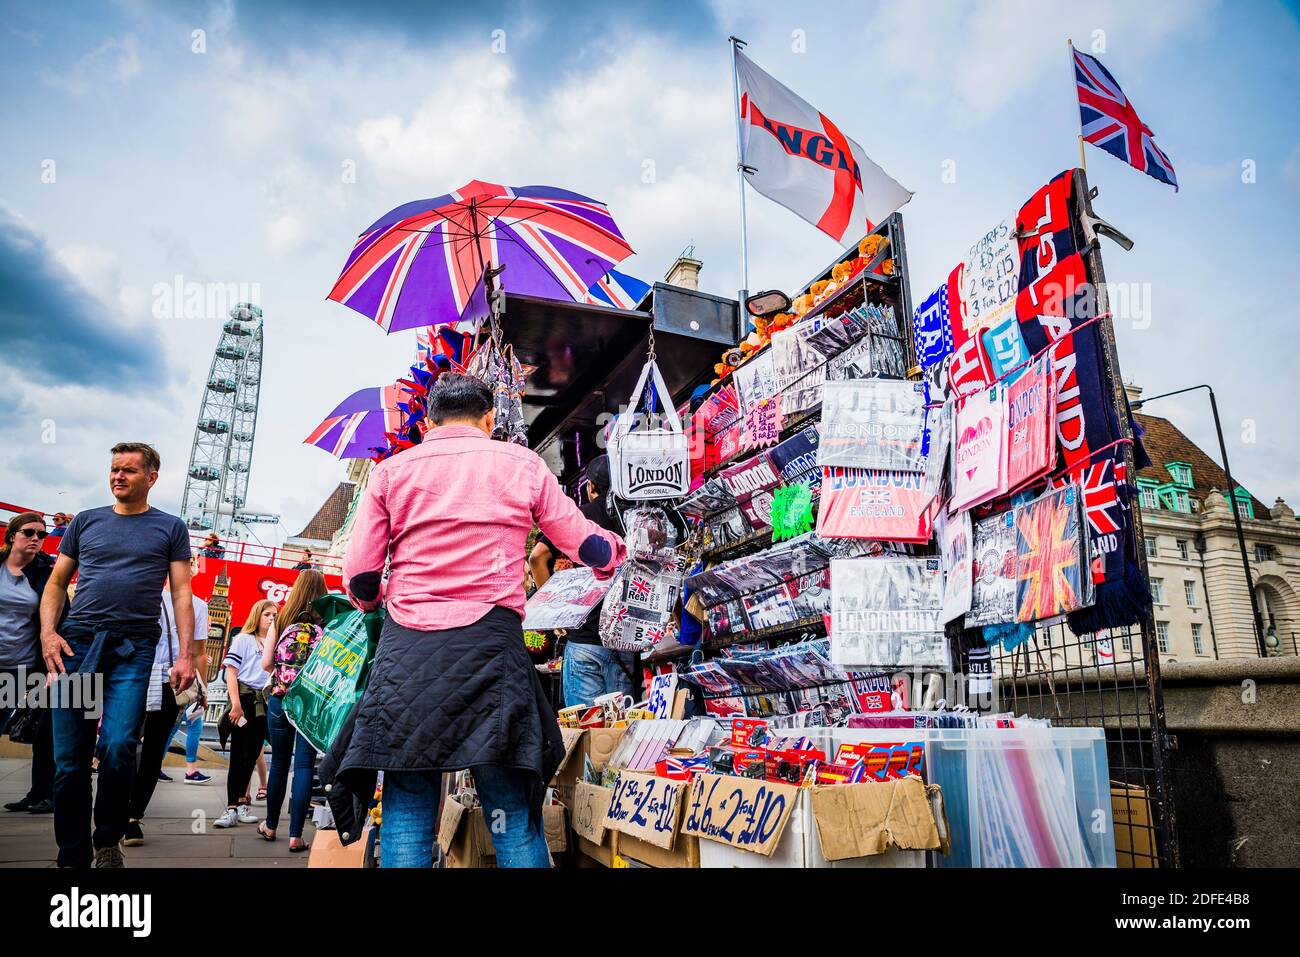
628, 577, 652, 599
1073, 48, 1177, 190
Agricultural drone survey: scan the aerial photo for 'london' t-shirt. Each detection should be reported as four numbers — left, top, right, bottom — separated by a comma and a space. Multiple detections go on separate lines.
59, 506, 192, 637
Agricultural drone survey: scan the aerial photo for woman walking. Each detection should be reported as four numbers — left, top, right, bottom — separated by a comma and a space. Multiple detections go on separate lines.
257, 570, 327, 851
0, 513, 56, 815
213, 599, 276, 828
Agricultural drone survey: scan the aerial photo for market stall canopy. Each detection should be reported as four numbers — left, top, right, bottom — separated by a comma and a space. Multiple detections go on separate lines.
498, 282, 742, 475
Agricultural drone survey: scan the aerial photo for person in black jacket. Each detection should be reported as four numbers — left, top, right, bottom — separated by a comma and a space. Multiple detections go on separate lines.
0, 512, 57, 813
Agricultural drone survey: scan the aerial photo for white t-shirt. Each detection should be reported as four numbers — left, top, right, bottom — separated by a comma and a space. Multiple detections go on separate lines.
222, 632, 270, 690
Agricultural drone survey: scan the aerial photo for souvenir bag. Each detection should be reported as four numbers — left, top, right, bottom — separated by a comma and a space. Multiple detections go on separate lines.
598, 562, 681, 652
608, 344, 690, 500
1014, 483, 1092, 623
465, 335, 528, 446
282, 595, 385, 754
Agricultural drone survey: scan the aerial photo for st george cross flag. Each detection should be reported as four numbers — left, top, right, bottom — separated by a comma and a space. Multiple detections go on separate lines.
735, 49, 912, 245
1073, 47, 1178, 191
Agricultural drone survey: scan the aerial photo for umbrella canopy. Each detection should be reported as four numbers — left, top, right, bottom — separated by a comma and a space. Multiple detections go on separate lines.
328, 179, 635, 333
304, 384, 405, 459
585, 268, 650, 310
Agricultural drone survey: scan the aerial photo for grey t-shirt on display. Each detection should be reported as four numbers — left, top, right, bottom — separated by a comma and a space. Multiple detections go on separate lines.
59, 506, 192, 637
0, 566, 39, 669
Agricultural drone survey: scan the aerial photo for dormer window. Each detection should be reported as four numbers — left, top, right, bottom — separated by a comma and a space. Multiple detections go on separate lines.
1167, 462, 1193, 487
1227, 487, 1255, 520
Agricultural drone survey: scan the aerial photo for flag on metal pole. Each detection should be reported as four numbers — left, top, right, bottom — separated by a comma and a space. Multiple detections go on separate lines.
1072, 46, 1178, 191
734, 48, 912, 245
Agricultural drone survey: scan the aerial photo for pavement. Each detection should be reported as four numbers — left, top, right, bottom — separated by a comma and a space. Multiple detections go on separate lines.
0, 754, 314, 868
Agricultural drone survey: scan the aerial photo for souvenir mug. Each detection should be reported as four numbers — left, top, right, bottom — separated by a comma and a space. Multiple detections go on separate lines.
593, 691, 633, 724
557, 705, 586, 729
578, 706, 607, 729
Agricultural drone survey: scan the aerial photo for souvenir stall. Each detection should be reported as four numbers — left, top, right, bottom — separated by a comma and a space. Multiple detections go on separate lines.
527, 168, 1149, 869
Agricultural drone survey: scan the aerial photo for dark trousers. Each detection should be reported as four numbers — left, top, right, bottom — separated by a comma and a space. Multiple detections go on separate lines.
0, 667, 54, 802
51, 626, 155, 867
226, 692, 266, 806
128, 683, 179, 820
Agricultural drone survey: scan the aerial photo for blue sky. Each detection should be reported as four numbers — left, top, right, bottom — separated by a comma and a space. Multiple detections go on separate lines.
1, 0, 1297, 537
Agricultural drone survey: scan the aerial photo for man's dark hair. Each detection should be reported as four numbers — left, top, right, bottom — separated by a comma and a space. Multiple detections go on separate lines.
427, 373, 493, 425
111, 442, 161, 472
585, 454, 611, 495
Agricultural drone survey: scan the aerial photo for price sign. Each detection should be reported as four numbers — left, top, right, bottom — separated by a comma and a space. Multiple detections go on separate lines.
680, 772, 799, 857
572, 780, 615, 845
646, 672, 678, 720
604, 771, 685, 850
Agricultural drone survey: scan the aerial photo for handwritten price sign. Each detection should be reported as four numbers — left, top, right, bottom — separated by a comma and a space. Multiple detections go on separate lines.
572, 780, 615, 845
681, 773, 799, 856
646, 672, 678, 720
605, 771, 685, 850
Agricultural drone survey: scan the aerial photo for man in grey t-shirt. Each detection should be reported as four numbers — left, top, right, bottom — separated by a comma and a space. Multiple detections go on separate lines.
40, 442, 196, 869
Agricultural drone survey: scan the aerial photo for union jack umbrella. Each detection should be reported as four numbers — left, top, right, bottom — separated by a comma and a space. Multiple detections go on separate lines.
328, 179, 636, 333
1072, 47, 1178, 190
303, 384, 405, 459
584, 268, 650, 310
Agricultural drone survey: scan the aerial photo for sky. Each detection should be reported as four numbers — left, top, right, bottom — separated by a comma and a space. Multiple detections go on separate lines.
1, 0, 1298, 541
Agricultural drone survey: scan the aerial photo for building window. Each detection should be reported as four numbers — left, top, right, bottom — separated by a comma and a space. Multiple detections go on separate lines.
1121, 633, 1132, 653
1156, 621, 1170, 653
1170, 490, 1190, 513
1236, 499, 1254, 520
1191, 623, 1205, 655
1144, 536, 1158, 559
1139, 483, 1159, 510
1150, 578, 1164, 604
1177, 539, 1190, 561
1254, 543, 1276, 563
1167, 463, 1193, 487
1183, 581, 1197, 607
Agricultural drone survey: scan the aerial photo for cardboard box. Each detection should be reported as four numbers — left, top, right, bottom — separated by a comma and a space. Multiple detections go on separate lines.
612, 830, 700, 868
689, 775, 941, 869
1111, 783, 1158, 869
308, 827, 370, 868
553, 726, 627, 810
438, 796, 567, 868
574, 833, 615, 867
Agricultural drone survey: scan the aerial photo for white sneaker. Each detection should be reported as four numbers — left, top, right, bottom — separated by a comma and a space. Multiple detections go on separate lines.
213, 808, 240, 828
236, 804, 259, 824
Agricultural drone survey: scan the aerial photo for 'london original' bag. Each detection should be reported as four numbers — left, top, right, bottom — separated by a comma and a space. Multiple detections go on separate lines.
608, 356, 690, 500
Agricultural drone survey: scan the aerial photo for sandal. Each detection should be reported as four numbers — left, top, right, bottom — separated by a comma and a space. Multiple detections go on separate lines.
256, 786, 267, 802
289, 838, 310, 853
256, 823, 277, 842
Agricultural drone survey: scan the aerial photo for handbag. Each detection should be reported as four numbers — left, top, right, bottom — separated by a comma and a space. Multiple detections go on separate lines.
4, 706, 41, 745
161, 601, 204, 709
608, 356, 690, 501
466, 333, 529, 446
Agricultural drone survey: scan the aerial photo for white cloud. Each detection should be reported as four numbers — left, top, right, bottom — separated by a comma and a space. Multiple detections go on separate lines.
43, 34, 143, 96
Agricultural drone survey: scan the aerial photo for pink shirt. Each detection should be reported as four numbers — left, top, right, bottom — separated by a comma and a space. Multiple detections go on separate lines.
342, 425, 626, 631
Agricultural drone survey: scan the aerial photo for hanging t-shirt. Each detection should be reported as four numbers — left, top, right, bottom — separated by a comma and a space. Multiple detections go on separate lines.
1005, 354, 1056, 491
967, 510, 1018, 628
950, 384, 1007, 512
816, 467, 933, 543
221, 632, 270, 690
937, 509, 973, 625
1014, 484, 1091, 623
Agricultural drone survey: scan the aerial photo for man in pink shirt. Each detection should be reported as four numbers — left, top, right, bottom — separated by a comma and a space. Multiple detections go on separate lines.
333, 373, 625, 868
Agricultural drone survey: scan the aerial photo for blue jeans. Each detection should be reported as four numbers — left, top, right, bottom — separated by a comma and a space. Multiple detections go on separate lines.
265, 694, 317, 838
381, 765, 550, 869
562, 642, 637, 709
166, 709, 204, 763
51, 624, 156, 867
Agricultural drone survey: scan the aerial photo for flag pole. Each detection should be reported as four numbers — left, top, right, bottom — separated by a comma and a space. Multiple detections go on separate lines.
1068, 38, 1087, 173
729, 35, 751, 331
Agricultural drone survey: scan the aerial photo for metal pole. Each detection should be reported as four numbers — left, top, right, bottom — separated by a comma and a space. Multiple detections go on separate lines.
1134, 383, 1267, 656
1068, 39, 1087, 173
729, 36, 751, 331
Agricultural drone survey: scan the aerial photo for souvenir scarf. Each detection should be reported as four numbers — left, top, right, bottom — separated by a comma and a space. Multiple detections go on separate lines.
1014, 484, 1090, 622
1013, 171, 1149, 631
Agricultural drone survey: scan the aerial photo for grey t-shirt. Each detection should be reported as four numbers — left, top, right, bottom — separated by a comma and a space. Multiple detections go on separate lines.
59, 506, 192, 637
0, 566, 39, 669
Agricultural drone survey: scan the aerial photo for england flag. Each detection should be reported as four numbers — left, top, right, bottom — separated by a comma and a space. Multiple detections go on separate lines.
735, 48, 912, 245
